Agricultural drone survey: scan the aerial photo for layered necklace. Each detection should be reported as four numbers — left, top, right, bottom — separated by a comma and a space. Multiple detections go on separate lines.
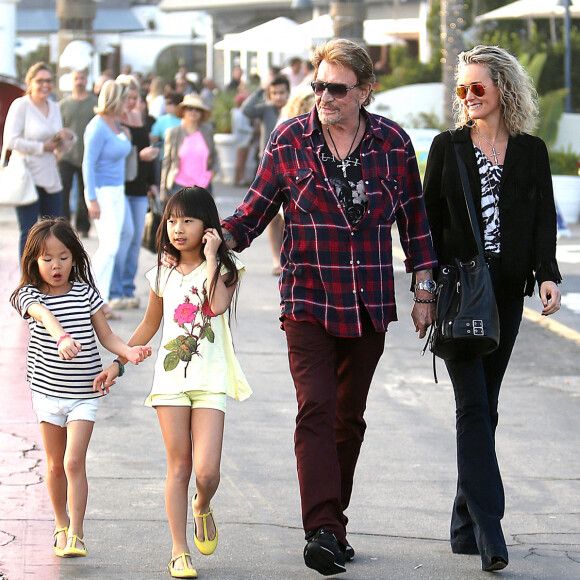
326, 114, 361, 178
473, 126, 505, 232
475, 126, 506, 166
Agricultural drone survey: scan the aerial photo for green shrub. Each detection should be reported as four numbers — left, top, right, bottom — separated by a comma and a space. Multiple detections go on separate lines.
549, 147, 580, 176
211, 91, 235, 134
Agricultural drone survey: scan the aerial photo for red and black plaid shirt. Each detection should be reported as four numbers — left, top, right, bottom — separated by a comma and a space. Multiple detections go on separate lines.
222, 109, 437, 337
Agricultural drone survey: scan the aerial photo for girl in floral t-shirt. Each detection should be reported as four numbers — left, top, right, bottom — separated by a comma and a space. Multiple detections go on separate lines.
93, 187, 251, 578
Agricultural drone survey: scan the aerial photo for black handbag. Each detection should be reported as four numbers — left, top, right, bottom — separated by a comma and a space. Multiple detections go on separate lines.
141, 197, 162, 253
428, 143, 500, 361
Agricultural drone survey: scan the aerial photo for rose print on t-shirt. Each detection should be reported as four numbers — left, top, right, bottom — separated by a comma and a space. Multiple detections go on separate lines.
163, 286, 215, 377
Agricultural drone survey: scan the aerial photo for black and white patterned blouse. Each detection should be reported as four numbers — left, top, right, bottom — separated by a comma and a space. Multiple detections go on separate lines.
474, 145, 503, 254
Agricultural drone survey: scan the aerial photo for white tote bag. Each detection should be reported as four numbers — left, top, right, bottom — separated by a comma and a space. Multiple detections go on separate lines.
0, 148, 38, 206
0, 97, 38, 206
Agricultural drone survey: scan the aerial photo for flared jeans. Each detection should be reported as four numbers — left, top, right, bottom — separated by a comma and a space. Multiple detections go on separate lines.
445, 258, 524, 568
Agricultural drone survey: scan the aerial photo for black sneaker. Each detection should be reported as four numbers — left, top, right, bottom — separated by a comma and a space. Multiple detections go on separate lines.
342, 542, 355, 561
304, 528, 347, 576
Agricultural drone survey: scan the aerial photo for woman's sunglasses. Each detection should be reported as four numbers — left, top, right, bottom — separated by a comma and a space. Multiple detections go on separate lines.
311, 81, 360, 99
456, 82, 486, 99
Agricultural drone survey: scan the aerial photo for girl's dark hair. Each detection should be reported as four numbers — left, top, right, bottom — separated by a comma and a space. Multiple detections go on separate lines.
156, 187, 240, 305
10, 218, 97, 313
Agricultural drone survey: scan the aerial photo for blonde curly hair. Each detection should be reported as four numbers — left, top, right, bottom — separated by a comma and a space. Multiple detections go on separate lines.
453, 45, 539, 136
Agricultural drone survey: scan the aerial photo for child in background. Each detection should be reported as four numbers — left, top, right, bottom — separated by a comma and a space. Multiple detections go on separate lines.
93, 187, 251, 579
10, 218, 151, 559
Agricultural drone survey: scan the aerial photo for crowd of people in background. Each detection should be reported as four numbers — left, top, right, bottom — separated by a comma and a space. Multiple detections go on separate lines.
3, 55, 316, 314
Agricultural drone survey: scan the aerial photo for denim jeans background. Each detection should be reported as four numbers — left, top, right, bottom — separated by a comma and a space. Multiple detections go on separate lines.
110, 195, 149, 300
15, 186, 63, 257
59, 160, 90, 235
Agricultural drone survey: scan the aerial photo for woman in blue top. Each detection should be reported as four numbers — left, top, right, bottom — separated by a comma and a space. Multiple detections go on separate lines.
82, 80, 131, 319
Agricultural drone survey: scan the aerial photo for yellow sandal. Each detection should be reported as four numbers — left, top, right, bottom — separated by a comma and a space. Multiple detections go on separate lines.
168, 553, 197, 578
62, 534, 87, 557
53, 526, 68, 557
192, 496, 218, 555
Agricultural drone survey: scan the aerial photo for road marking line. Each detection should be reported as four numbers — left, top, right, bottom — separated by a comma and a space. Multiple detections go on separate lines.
392, 246, 580, 344
523, 307, 580, 345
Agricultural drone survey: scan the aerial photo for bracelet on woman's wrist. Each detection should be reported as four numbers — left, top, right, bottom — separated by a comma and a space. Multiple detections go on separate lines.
56, 333, 71, 347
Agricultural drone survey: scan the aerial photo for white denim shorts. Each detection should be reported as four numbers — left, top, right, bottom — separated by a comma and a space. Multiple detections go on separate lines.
31, 392, 100, 427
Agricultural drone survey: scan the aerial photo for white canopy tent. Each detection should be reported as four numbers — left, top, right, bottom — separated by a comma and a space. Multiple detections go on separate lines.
215, 17, 301, 84
475, 0, 580, 40
476, 0, 580, 21
216, 14, 424, 85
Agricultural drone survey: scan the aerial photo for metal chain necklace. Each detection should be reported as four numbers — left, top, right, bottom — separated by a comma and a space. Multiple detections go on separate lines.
326, 113, 361, 178
475, 126, 506, 166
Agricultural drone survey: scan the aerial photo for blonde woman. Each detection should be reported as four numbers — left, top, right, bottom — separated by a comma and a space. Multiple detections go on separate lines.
423, 45, 561, 572
147, 76, 166, 120
109, 75, 158, 310
3, 62, 74, 256
82, 80, 131, 319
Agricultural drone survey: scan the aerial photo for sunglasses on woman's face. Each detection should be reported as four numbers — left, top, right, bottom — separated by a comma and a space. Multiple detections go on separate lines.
311, 81, 360, 99
182, 106, 201, 112
456, 82, 486, 99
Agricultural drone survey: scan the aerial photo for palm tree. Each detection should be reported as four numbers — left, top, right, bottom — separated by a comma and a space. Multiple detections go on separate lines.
440, 0, 466, 127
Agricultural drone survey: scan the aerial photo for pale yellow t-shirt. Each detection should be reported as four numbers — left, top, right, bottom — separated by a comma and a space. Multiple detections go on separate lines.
144, 258, 251, 405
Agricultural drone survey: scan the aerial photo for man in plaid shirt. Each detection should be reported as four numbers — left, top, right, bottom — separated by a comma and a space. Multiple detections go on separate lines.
222, 39, 437, 576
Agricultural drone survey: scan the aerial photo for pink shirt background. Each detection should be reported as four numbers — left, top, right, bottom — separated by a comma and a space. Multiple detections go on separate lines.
174, 132, 211, 189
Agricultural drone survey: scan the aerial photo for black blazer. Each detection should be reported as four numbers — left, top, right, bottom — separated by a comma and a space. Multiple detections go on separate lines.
423, 126, 561, 297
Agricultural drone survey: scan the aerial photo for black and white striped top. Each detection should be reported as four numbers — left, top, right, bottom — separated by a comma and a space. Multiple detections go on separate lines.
474, 145, 502, 254
19, 282, 104, 399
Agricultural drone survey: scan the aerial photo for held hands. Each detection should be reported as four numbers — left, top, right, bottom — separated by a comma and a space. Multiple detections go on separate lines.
43, 135, 60, 152
92, 346, 152, 394
540, 281, 561, 316
58, 336, 82, 360
93, 363, 119, 394
124, 345, 152, 365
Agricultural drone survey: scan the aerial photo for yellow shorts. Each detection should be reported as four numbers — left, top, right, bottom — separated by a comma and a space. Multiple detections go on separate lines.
147, 390, 226, 413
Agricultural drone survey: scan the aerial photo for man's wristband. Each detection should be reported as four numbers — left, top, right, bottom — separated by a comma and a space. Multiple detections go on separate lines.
412, 296, 437, 304
113, 359, 125, 377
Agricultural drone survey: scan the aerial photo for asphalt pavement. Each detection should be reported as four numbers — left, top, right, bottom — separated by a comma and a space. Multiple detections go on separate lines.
1, 183, 579, 580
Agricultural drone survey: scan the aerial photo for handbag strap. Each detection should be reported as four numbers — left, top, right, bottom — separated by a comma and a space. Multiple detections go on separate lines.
454, 142, 484, 258
2, 97, 30, 167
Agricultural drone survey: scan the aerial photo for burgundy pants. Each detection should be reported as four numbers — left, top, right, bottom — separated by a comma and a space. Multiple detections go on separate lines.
284, 309, 385, 545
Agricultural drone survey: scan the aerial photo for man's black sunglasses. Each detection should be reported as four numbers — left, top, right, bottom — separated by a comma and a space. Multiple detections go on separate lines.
311, 81, 360, 98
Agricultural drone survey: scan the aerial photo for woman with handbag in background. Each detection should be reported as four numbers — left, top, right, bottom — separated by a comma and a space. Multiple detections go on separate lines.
423, 45, 562, 573
3, 62, 74, 257
160, 94, 219, 202
108, 75, 158, 312
82, 79, 131, 319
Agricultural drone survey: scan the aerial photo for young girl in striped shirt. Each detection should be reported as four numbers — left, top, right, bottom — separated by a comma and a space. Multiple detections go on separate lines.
10, 217, 152, 559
